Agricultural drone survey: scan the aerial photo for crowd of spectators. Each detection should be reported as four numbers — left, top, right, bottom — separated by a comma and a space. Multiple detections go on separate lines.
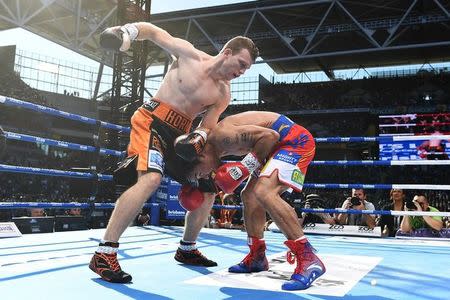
282, 188, 449, 236
258, 72, 449, 112
0, 70, 48, 106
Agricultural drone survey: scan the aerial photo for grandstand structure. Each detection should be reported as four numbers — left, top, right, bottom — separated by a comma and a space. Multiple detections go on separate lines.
0, 0, 449, 90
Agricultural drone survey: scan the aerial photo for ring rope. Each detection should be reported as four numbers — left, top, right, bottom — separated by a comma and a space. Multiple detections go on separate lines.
4, 131, 124, 157
302, 183, 450, 190
315, 135, 450, 142
0, 95, 130, 133
1, 164, 448, 189
300, 208, 450, 217
1, 202, 448, 217
2, 95, 448, 143
0, 164, 112, 181
310, 160, 450, 166
5, 130, 447, 165
0, 202, 150, 210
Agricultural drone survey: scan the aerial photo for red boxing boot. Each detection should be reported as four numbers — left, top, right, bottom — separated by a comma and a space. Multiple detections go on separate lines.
228, 236, 269, 273
282, 237, 326, 290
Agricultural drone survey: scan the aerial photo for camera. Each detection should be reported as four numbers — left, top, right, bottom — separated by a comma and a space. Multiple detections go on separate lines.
304, 194, 325, 209
405, 198, 417, 210
350, 197, 362, 207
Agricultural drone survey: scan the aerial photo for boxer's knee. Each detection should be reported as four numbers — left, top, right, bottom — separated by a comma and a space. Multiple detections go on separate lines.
136, 171, 162, 194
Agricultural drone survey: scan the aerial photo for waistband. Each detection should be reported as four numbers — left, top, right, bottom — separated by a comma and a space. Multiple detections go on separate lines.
271, 115, 295, 141
141, 98, 193, 133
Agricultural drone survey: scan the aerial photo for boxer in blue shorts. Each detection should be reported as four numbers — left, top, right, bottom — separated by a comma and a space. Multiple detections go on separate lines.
184, 111, 325, 290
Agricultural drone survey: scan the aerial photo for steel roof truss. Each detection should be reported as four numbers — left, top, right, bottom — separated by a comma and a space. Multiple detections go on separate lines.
257, 10, 300, 56
21, 0, 57, 26
384, 25, 410, 47
302, 1, 335, 55
44, 6, 72, 43
0, 0, 18, 23
15, 0, 21, 22
243, 11, 256, 36
433, 0, 450, 18
75, 0, 82, 44
0, 13, 16, 25
383, 0, 418, 47
260, 40, 450, 64
184, 18, 192, 40
336, 1, 380, 48
152, 0, 333, 24
78, 6, 116, 48
191, 18, 220, 52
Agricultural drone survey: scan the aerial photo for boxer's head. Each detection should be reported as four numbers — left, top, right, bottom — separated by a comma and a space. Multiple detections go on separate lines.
190, 143, 221, 179
219, 36, 258, 80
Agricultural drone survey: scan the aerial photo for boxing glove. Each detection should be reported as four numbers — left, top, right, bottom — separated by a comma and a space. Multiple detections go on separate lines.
178, 185, 205, 211
99, 23, 139, 52
214, 153, 261, 194
174, 129, 208, 162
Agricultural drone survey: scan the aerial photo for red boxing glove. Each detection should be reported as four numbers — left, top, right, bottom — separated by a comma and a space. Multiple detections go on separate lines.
178, 185, 205, 211
214, 153, 261, 194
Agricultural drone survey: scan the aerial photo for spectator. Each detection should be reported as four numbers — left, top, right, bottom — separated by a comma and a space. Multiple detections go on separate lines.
378, 189, 405, 237
29, 208, 46, 217
66, 207, 82, 216
217, 192, 239, 229
298, 194, 335, 226
399, 194, 443, 233
136, 208, 150, 226
337, 189, 376, 228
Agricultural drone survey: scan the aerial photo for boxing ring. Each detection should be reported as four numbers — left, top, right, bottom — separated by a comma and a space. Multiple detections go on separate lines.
1, 95, 450, 299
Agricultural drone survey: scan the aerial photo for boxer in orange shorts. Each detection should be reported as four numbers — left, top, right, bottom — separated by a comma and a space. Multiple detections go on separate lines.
188, 111, 325, 290
89, 20, 258, 283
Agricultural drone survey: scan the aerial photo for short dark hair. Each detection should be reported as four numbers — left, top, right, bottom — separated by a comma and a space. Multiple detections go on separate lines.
221, 36, 259, 62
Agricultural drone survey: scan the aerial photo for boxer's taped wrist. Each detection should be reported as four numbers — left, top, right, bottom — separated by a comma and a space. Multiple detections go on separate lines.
193, 129, 207, 142
121, 23, 139, 41
241, 152, 260, 173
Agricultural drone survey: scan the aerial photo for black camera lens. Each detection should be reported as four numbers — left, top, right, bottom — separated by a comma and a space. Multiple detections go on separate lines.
350, 197, 361, 206
406, 199, 417, 210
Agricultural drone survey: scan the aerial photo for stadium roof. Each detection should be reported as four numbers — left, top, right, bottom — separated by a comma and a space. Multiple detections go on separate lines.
1, 0, 449, 76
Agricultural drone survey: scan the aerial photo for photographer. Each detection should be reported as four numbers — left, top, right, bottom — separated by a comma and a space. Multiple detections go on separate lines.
378, 189, 405, 237
399, 194, 443, 233
299, 194, 336, 226
337, 189, 376, 228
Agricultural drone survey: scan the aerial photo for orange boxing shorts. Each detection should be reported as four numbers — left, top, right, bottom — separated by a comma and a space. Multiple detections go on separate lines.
127, 98, 193, 174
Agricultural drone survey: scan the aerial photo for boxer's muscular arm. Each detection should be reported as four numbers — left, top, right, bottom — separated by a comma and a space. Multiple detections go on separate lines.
134, 22, 199, 59
197, 84, 230, 134
215, 124, 280, 162
213, 125, 279, 193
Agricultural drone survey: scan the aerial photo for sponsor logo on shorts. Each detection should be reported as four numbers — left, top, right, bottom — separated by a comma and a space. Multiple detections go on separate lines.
274, 150, 299, 165
277, 124, 290, 133
149, 149, 164, 172
165, 110, 190, 132
143, 100, 160, 111
291, 169, 304, 184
